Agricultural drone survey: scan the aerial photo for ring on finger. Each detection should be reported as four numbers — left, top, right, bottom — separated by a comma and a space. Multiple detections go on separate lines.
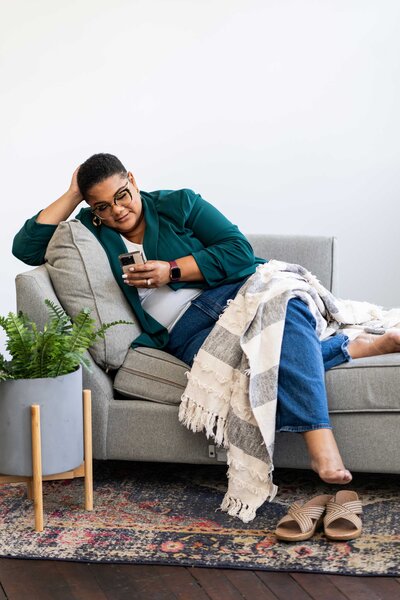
146, 278, 151, 286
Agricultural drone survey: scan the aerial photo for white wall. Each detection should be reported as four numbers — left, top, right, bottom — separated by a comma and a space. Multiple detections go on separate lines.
1, 0, 400, 336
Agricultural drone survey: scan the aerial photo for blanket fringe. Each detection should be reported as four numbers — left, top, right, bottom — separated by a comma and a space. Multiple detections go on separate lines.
220, 491, 276, 523
221, 480, 278, 523
220, 494, 256, 523
179, 396, 228, 447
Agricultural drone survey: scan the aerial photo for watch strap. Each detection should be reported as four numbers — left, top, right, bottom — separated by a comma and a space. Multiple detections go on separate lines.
168, 260, 181, 282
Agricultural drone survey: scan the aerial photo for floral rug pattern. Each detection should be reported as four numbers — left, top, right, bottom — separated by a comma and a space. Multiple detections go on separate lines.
0, 461, 399, 575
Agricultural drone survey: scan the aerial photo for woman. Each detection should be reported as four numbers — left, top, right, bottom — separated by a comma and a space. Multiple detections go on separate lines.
13, 153, 400, 487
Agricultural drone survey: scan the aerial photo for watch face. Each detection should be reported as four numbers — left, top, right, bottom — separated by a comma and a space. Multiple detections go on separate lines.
170, 266, 181, 280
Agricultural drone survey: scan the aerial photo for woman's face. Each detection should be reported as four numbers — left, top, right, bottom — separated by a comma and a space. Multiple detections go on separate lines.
85, 172, 143, 235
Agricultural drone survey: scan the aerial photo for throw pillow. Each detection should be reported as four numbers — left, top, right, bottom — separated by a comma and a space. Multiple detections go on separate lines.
45, 220, 141, 370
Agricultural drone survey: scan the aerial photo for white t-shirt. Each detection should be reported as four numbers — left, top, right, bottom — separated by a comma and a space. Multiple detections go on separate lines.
121, 237, 203, 332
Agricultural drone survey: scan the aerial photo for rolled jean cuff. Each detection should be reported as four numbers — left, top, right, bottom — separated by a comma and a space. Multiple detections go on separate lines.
340, 335, 352, 361
276, 423, 333, 433
323, 333, 352, 371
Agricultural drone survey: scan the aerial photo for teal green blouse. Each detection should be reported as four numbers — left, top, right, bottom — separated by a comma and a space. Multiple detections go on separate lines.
12, 189, 266, 350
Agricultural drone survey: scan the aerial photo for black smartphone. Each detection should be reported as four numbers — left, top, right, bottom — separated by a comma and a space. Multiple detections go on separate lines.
118, 251, 146, 273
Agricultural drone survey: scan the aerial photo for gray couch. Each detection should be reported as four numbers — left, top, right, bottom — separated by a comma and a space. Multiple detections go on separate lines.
15, 234, 400, 474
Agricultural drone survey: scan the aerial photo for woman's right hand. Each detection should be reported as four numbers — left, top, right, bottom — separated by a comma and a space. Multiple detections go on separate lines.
67, 166, 83, 206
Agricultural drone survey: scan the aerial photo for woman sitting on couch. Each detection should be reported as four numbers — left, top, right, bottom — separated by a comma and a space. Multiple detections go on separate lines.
12, 153, 400, 487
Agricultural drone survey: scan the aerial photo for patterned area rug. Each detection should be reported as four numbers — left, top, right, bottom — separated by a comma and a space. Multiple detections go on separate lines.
0, 461, 399, 575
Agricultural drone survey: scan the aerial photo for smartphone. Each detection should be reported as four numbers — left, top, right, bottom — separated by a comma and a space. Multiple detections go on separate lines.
118, 251, 146, 273
364, 326, 386, 335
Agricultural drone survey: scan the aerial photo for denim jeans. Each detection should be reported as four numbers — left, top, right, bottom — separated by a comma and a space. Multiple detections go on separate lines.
165, 282, 352, 433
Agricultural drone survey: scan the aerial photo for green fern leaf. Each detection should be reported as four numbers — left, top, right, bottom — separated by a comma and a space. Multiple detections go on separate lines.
0, 312, 35, 378
0, 353, 13, 381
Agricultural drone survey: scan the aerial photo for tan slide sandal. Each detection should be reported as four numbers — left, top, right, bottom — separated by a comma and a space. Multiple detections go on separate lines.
324, 490, 363, 541
274, 494, 333, 542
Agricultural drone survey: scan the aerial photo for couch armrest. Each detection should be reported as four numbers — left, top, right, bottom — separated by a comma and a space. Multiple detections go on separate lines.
15, 265, 59, 328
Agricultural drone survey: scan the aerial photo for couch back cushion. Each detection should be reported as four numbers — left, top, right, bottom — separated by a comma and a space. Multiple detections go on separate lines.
45, 220, 141, 370
247, 234, 336, 292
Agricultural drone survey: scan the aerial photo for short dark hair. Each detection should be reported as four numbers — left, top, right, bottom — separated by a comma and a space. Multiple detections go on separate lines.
77, 153, 127, 198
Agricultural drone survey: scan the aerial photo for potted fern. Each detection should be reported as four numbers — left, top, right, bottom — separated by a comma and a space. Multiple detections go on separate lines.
0, 299, 128, 477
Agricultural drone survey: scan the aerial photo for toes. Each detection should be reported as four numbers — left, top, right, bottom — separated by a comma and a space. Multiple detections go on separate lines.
342, 470, 353, 482
334, 469, 352, 484
319, 469, 353, 485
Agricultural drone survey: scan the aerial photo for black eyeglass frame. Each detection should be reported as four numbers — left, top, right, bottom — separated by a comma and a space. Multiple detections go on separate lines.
90, 179, 133, 219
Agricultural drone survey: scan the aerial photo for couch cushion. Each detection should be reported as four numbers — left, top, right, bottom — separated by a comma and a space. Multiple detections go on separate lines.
326, 353, 400, 413
45, 220, 141, 370
114, 347, 188, 405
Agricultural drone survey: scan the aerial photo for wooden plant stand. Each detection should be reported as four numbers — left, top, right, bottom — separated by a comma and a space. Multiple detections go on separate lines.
0, 389, 93, 532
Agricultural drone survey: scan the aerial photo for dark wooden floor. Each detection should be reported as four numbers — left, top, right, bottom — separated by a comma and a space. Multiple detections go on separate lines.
1, 560, 400, 600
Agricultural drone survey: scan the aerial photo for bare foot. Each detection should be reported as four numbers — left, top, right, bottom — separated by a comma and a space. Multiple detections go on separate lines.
302, 428, 352, 485
348, 330, 400, 359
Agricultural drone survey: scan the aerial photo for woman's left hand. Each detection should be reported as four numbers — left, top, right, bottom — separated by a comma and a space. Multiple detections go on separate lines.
122, 260, 171, 288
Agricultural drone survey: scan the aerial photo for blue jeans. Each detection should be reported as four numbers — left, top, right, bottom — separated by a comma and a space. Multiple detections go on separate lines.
165, 281, 352, 433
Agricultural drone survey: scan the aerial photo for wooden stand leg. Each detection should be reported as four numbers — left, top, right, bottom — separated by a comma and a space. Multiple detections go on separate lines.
31, 405, 44, 532
83, 390, 93, 511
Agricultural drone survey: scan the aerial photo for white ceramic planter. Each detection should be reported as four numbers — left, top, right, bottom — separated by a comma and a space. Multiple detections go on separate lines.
0, 366, 83, 476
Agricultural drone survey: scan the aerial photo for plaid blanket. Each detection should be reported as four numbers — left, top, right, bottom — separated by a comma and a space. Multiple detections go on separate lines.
178, 260, 400, 522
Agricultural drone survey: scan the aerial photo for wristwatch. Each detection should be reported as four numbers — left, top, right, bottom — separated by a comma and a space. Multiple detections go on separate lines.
168, 260, 181, 282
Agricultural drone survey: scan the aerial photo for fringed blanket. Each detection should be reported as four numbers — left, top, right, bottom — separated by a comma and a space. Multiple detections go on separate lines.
178, 261, 400, 522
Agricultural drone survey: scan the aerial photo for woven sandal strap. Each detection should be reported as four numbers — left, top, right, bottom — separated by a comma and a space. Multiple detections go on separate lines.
276, 509, 313, 535
324, 502, 363, 530
285, 503, 326, 534
327, 499, 363, 515
276, 512, 311, 534
289, 501, 327, 517
341, 500, 363, 514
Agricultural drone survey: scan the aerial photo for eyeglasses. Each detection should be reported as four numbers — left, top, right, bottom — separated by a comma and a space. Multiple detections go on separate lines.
91, 180, 133, 219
